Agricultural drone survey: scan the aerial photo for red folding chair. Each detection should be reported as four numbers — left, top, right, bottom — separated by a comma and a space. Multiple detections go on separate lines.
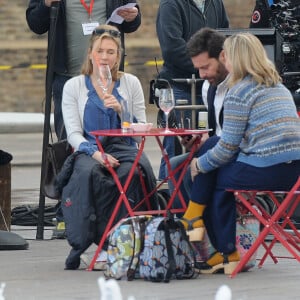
228, 176, 300, 278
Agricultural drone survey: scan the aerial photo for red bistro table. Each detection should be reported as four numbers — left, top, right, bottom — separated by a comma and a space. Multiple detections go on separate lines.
87, 127, 209, 270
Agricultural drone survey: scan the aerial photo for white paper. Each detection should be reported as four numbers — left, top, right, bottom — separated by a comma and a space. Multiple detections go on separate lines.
106, 3, 137, 24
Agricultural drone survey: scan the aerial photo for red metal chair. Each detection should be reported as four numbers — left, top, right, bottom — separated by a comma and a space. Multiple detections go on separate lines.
229, 176, 300, 278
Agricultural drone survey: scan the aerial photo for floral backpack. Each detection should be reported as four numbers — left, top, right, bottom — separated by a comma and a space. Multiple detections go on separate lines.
139, 214, 197, 282
104, 215, 151, 280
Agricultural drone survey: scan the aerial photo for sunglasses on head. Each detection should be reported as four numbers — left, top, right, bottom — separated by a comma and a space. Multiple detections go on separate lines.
92, 28, 121, 38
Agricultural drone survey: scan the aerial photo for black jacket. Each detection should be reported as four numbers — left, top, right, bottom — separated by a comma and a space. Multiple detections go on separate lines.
55, 138, 158, 270
249, 0, 272, 28
26, 0, 141, 74
156, 0, 229, 90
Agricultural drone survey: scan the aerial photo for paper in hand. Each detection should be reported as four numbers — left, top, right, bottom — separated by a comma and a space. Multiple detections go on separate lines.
106, 3, 136, 24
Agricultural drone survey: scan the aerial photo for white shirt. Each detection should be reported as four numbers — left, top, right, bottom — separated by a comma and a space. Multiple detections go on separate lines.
62, 73, 146, 151
193, 0, 206, 13
201, 76, 229, 136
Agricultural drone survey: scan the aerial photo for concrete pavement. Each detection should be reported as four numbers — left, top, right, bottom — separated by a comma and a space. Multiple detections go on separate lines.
1, 108, 300, 299
0, 240, 299, 300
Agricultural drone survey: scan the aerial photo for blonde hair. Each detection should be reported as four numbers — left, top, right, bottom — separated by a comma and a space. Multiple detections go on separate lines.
223, 32, 281, 87
81, 24, 123, 81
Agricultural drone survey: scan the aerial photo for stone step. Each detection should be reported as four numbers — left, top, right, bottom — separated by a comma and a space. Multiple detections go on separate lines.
0, 112, 54, 134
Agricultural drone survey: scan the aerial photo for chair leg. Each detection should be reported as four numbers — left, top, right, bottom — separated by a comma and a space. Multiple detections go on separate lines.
229, 177, 300, 278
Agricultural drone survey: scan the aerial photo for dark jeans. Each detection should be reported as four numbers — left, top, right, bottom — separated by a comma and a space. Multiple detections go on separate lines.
168, 136, 220, 217
191, 137, 300, 254
54, 201, 64, 223
158, 86, 202, 179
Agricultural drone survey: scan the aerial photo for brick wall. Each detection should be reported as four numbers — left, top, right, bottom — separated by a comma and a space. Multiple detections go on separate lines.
0, 0, 255, 112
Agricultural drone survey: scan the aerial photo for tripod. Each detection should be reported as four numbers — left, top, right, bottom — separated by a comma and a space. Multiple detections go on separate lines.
36, 2, 59, 240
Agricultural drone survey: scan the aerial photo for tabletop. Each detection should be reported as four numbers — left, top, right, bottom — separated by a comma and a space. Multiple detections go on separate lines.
90, 127, 210, 137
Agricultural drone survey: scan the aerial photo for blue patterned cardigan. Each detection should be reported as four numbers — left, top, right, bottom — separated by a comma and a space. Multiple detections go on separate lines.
197, 75, 300, 173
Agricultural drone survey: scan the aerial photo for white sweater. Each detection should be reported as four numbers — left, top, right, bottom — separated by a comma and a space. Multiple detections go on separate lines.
62, 73, 146, 151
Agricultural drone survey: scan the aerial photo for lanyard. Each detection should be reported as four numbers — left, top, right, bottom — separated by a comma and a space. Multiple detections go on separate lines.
80, 0, 95, 19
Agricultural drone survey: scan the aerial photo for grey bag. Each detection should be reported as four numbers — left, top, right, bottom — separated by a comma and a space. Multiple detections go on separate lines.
43, 140, 72, 199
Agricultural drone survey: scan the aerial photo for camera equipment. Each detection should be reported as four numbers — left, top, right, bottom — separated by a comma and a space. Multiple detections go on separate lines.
222, 0, 300, 108
264, 0, 300, 106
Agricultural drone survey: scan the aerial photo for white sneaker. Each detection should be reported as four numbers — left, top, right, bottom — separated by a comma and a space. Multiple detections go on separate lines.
80, 251, 107, 271
97, 250, 107, 262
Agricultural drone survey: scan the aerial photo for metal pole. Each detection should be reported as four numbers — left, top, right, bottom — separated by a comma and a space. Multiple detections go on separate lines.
173, 76, 203, 128
191, 74, 196, 129
36, 2, 59, 240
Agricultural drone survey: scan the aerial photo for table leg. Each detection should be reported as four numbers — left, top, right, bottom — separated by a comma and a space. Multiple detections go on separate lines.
88, 136, 147, 270
154, 136, 199, 215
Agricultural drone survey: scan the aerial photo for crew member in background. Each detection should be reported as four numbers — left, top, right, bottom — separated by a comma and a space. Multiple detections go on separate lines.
249, 0, 274, 28
26, 0, 141, 239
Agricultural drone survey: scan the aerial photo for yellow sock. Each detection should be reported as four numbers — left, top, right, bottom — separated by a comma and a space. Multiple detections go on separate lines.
207, 251, 240, 266
181, 201, 205, 230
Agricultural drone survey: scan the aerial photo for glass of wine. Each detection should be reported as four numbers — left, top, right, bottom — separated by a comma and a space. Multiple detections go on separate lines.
159, 88, 175, 132
97, 64, 112, 94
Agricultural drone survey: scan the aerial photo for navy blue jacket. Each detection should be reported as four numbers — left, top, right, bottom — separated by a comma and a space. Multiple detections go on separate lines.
156, 0, 229, 90
26, 0, 141, 74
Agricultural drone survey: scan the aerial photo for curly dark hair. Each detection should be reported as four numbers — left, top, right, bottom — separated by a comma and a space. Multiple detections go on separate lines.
187, 27, 226, 59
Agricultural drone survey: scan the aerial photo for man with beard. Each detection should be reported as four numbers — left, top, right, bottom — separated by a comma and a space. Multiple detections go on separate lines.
168, 28, 228, 211
156, 0, 229, 180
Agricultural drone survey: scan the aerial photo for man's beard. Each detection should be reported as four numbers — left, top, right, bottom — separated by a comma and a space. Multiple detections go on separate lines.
210, 63, 228, 86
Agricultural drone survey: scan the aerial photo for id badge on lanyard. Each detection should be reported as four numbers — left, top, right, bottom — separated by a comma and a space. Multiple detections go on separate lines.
81, 0, 99, 35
